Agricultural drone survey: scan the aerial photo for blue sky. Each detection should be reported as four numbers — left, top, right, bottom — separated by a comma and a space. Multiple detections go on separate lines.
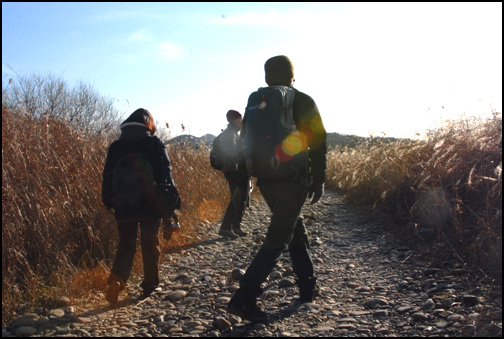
2, 2, 502, 139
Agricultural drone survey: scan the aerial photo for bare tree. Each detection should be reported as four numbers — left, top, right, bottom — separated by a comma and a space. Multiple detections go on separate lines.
2, 68, 123, 139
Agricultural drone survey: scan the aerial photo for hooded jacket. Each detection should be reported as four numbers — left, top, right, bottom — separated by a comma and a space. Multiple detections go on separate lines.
102, 122, 176, 220
218, 123, 241, 172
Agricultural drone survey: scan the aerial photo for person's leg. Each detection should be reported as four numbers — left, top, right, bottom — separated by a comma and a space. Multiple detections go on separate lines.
107, 220, 138, 305
139, 218, 161, 295
240, 183, 306, 291
227, 172, 247, 236
288, 217, 318, 302
228, 183, 306, 320
219, 173, 239, 239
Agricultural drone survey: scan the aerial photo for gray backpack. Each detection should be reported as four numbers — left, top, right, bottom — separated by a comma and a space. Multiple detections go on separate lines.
242, 86, 308, 179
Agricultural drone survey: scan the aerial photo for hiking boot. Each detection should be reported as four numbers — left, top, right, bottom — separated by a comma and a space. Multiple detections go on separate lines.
299, 283, 320, 303
298, 277, 319, 303
106, 280, 121, 307
227, 295, 268, 322
232, 228, 248, 237
218, 229, 238, 239
137, 286, 161, 301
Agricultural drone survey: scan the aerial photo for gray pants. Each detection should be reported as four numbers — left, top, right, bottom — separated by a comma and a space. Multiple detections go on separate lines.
238, 182, 314, 297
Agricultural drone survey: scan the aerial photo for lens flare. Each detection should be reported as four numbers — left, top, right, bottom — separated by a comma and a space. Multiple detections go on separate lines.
275, 132, 308, 162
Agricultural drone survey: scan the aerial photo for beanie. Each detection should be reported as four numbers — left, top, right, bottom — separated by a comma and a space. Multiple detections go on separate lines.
264, 55, 294, 85
226, 109, 242, 123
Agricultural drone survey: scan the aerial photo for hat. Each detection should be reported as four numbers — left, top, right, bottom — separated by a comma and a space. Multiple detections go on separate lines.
264, 55, 294, 85
226, 109, 242, 123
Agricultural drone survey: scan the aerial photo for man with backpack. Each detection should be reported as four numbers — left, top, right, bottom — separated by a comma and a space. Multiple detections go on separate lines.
227, 55, 327, 322
211, 110, 248, 239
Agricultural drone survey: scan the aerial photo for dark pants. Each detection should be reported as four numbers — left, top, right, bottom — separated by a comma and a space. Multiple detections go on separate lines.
220, 172, 245, 232
238, 182, 314, 297
108, 218, 161, 292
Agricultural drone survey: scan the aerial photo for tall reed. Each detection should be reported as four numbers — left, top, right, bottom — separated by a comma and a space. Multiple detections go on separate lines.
326, 112, 502, 279
2, 106, 228, 324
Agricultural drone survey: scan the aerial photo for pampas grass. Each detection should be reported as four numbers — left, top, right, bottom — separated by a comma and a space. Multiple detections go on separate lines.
326, 111, 502, 279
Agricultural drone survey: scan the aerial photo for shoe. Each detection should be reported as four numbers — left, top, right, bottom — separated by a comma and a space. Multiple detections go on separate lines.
227, 295, 268, 322
299, 283, 320, 303
106, 280, 121, 307
232, 228, 248, 236
218, 229, 238, 239
137, 290, 153, 301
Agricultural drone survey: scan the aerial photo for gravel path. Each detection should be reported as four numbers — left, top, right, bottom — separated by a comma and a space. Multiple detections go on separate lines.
4, 191, 502, 337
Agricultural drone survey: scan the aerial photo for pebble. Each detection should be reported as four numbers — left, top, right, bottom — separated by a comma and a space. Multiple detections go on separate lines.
2, 191, 502, 337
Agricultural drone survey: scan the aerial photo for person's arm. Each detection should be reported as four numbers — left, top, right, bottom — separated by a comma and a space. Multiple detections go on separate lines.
102, 142, 118, 209
295, 93, 327, 184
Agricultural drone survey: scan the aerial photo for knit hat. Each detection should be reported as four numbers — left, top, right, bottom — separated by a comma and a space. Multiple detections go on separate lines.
226, 109, 242, 123
264, 55, 294, 85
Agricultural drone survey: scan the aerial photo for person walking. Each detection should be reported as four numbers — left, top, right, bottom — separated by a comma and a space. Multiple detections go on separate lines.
217, 110, 248, 239
227, 55, 327, 322
102, 108, 180, 307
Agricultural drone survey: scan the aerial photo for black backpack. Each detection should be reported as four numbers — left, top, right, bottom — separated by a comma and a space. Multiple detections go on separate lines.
112, 139, 180, 218
112, 149, 157, 213
209, 133, 224, 170
242, 86, 308, 179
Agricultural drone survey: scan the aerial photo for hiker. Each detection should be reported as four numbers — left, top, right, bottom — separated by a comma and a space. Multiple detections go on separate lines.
227, 55, 327, 322
215, 109, 248, 239
102, 108, 180, 306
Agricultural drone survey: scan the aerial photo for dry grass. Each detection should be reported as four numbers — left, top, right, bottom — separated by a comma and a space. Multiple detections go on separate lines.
2, 106, 229, 325
326, 112, 502, 279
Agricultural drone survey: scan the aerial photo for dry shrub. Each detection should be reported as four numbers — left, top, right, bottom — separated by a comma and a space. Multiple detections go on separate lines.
2, 106, 117, 322
326, 112, 502, 279
2, 106, 229, 325
163, 143, 229, 250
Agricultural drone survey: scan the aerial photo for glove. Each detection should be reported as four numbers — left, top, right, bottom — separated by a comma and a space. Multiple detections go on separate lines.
308, 182, 324, 205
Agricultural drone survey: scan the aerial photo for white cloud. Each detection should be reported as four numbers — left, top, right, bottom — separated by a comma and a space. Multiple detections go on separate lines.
157, 42, 185, 62
128, 29, 148, 42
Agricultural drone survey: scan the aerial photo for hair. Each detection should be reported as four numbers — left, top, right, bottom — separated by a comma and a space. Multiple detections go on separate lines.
264, 55, 295, 86
121, 108, 157, 135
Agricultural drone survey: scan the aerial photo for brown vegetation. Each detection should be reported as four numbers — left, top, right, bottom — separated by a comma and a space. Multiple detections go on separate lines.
326, 112, 502, 280
2, 106, 229, 325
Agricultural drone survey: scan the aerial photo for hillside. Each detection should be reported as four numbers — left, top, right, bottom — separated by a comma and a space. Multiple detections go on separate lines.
166, 133, 216, 147
166, 132, 405, 149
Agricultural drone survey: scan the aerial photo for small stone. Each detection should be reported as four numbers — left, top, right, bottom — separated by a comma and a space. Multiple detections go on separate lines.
462, 295, 479, 306
215, 317, 232, 330
166, 290, 187, 302
231, 269, 244, 280
422, 298, 435, 309
278, 278, 295, 287
364, 298, 389, 308
373, 310, 389, 317
53, 296, 71, 308
48, 309, 65, 317
16, 326, 37, 336
411, 312, 428, 321
12, 314, 39, 327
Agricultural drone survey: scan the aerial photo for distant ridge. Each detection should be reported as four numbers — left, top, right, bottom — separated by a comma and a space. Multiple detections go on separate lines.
166, 132, 405, 149
166, 133, 216, 147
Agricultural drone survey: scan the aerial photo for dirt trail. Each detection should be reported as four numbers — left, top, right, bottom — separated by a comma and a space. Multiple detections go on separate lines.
3, 191, 502, 337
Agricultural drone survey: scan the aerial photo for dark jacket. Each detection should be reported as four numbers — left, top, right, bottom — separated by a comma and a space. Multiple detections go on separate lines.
239, 85, 327, 186
219, 123, 241, 172
102, 123, 176, 220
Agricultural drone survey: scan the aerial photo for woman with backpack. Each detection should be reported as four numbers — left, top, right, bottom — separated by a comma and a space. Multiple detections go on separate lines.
102, 108, 180, 307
